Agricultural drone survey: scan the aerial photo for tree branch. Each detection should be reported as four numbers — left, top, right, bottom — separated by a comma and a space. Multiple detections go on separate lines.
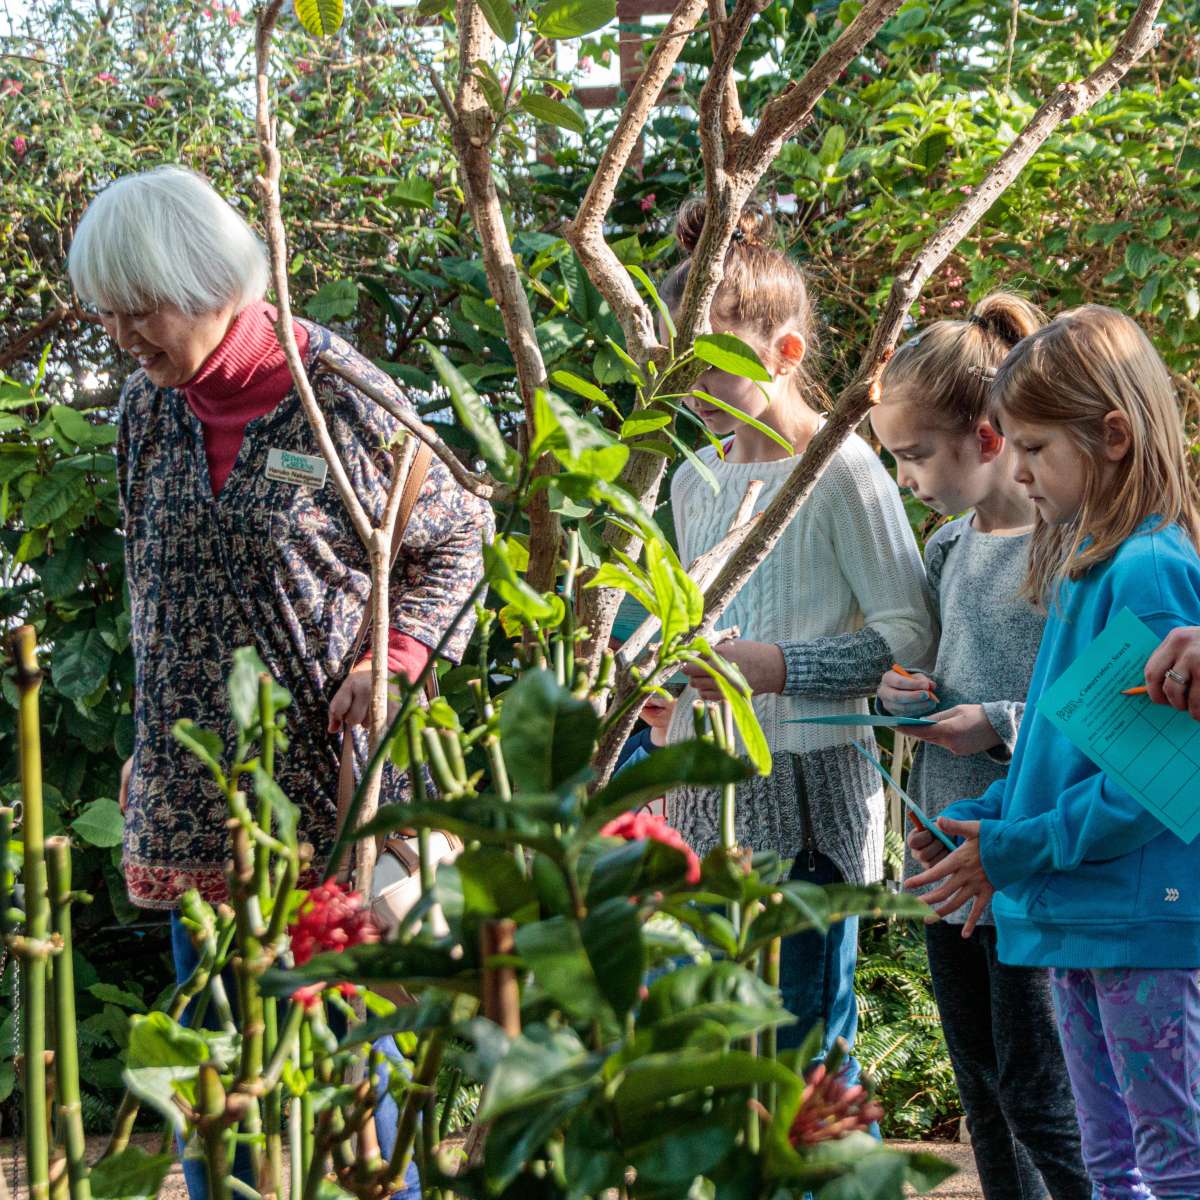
317, 351, 509, 503
254, 0, 373, 548
563, 0, 708, 368
451, 0, 560, 591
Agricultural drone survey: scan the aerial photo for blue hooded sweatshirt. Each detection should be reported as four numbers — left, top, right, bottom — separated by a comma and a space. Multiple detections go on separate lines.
941, 520, 1200, 969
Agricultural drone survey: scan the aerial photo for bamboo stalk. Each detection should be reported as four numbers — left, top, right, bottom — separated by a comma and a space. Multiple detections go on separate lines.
45, 839, 90, 1200
11, 626, 51, 1200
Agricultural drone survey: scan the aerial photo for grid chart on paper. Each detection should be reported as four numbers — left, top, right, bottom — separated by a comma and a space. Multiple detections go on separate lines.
1088, 697, 1200, 830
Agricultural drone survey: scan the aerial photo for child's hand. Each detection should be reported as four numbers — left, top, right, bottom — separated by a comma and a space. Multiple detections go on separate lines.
907, 823, 949, 869
905, 817, 994, 937
878, 667, 938, 716
681, 640, 785, 699
640, 694, 676, 747
907, 704, 1001, 756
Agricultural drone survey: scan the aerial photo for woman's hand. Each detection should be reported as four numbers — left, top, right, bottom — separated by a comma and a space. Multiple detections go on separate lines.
328, 662, 397, 733
640, 694, 676, 747
905, 817, 994, 937
1145, 627, 1200, 721
907, 704, 1002, 756
118, 756, 133, 814
681, 640, 785, 700
877, 667, 938, 716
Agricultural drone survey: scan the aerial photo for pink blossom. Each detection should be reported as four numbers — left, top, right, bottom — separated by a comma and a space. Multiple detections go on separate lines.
958, 184, 974, 195
1, 79, 22, 97
948, 299, 965, 310
578, 55, 593, 73
11, 135, 27, 159
640, 193, 656, 213
95, 72, 118, 85
600, 49, 612, 65
600, 811, 701, 884
145, 93, 163, 109
202, 6, 213, 16
226, 6, 242, 24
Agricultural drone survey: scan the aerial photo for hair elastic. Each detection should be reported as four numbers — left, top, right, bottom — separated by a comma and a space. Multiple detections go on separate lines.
731, 228, 746, 244
969, 364, 998, 381
967, 313, 990, 332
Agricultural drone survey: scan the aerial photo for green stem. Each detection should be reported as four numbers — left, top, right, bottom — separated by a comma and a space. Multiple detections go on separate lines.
256, 675, 275, 908
46, 838, 91, 1200
198, 1063, 233, 1200
11, 626, 51, 1200
384, 1030, 445, 1189
762, 937, 781, 1114
297, 1020, 314, 1189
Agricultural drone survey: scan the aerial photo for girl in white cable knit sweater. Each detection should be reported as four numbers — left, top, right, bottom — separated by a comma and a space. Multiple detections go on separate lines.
660, 200, 937, 1072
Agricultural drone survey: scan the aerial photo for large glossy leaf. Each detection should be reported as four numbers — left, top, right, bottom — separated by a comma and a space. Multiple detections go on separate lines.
227, 644, 272, 732
52, 627, 114, 699
693, 332, 771, 382
424, 343, 516, 480
499, 669, 598, 795
580, 896, 643, 1019
476, 0, 516, 42
583, 739, 750, 833
485, 1090, 585, 1191
514, 916, 613, 1026
295, 0, 344, 37
614, 1048, 796, 1117
534, 0, 615, 38
457, 846, 540, 925
89, 1145, 174, 1200
520, 94, 586, 136
72, 797, 124, 848
260, 942, 477, 996
22, 468, 79, 526
126, 1012, 210, 1069
682, 649, 771, 774
478, 1023, 602, 1120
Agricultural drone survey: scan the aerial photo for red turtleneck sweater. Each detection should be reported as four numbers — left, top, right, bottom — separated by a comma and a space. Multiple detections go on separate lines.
183, 301, 428, 680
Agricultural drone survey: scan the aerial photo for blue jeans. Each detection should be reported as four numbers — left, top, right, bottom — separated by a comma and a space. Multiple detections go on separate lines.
170, 912, 420, 1200
775, 851, 864, 1086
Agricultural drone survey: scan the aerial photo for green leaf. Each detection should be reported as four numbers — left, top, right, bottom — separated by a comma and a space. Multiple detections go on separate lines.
261, 941, 474, 995
88, 981, 147, 1011
580, 896, 643, 1019
584, 739, 750, 831
228, 644, 271, 733
478, 1023, 600, 1120
692, 333, 771, 382
620, 412, 672, 438
294, 0, 344, 37
172, 720, 226, 781
457, 846, 540, 925
424, 343, 516, 480
89, 1146, 174, 1200
22, 470, 81, 527
38, 539, 87, 599
389, 175, 435, 210
499, 669, 599, 794
516, 917, 614, 1025
550, 370, 613, 410
818, 124, 846, 167
73, 798, 125, 848
53, 628, 114, 700
683, 652, 770, 774
520, 93, 587, 136
534, 0, 615, 38
121, 1066, 197, 1135
477, 0, 517, 42
625, 264, 675, 340
252, 765, 300, 848
691, 390, 793, 455
305, 279, 359, 322
1124, 241, 1156, 278
127, 1012, 210, 1069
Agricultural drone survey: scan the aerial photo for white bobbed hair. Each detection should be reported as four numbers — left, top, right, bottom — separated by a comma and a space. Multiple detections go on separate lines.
68, 165, 269, 316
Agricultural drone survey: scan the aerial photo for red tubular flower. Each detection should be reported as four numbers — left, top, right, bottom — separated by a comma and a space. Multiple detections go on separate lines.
600, 811, 701, 884
788, 1063, 884, 1148
288, 880, 380, 967
11, 135, 27, 159
292, 983, 325, 1011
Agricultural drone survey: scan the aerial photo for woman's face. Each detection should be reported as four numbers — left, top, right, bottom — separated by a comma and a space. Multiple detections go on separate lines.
97, 300, 237, 389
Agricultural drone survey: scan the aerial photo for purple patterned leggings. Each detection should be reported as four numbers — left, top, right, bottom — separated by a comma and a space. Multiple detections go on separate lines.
1051, 967, 1200, 1199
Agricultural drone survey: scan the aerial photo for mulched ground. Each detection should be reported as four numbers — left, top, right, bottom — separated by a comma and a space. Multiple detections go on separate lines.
1, 1136, 982, 1199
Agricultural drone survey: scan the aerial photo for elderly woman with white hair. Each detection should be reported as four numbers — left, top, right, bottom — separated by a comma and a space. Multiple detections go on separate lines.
69, 165, 490, 1198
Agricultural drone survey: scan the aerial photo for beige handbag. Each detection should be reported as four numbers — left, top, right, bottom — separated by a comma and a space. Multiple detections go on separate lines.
333, 440, 463, 939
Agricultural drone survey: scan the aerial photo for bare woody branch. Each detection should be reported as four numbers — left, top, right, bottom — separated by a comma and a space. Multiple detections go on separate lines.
447, 0, 561, 591
592, 0, 1165, 783
254, 0, 373, 549
576, 0, 904, 681
318, 351, 510, 503
563, 0, 708, 368
698, 0, 1164, 640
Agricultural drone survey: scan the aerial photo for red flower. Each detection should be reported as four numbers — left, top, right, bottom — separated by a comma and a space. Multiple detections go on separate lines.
296, 58, 314, 75
600, 811, 701, 884
788, 1061, 883, 1148
1, 79, 22, 97
639, 193, 656, 213
292, 983, 325, 1010
288, 879, 380, 967
11, 135, 27, 159
95, 72, 118, 85
226, 8, 242, 23
145, 94, 163, 109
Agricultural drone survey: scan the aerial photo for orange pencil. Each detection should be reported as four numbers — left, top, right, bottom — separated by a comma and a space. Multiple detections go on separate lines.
892, 663, 938, 703
1122, 685, 1149, 696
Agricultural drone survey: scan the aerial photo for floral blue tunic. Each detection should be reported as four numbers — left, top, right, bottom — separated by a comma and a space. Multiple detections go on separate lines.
117, 321, 490, 908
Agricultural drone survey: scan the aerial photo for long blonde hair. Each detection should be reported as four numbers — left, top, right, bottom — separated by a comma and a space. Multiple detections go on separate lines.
990, 304, 1200, 605
882, 292, 1044, 430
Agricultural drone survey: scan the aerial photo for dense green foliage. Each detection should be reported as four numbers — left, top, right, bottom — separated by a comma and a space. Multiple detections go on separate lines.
2, 0, 1197, 1146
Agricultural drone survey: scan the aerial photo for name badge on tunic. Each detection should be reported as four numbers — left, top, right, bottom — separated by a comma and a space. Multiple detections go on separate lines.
266, 448, 328, 489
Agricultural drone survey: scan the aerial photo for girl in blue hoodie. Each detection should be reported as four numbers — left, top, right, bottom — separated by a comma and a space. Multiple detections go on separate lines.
907, 305, 1200, 1200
